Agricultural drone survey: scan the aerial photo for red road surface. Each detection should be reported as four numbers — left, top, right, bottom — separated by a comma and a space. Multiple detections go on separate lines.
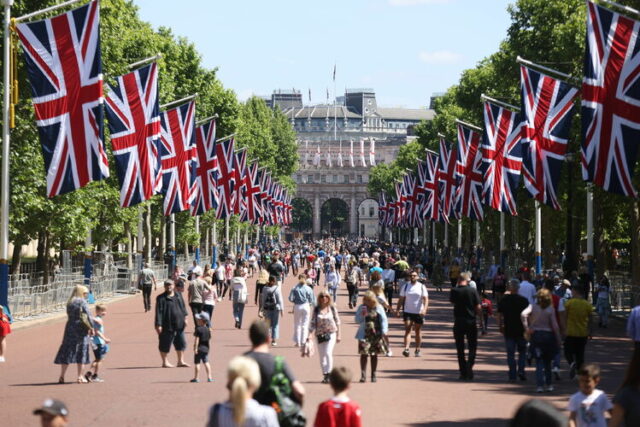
0, 273, 633, 426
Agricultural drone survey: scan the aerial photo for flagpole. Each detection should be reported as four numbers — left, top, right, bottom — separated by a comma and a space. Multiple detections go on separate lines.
516, 56, 580, 85
160, 93, 198, 110
212, 220, 218, 268
0, 0, 13, 310
195, 216, 200, 264
128, 53, 162, 70
586, 184, 594, 281
457, 219, 462, 254
14, 0, 84, 22
535, 201, 542, 275
170, 214, 176, 274
224, 217, 230, 255
481, 94, 520, 112
195, 113, 218, 126
500, 212, 506, 269
137, 207, 144, 267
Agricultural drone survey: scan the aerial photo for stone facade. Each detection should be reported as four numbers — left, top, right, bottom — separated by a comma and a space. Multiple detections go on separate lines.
269, 88, 434, 238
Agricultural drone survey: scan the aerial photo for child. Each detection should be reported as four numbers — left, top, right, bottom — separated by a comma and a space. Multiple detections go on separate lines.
86, 304, 111, 382
314, 366, 362, 427
568, 364, 612, 427
480, 292, 493, 335
0, 305, 11, 362
191, 312, 212, 383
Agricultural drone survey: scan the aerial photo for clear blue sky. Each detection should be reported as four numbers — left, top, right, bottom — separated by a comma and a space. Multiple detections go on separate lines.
133, 0, 513, 109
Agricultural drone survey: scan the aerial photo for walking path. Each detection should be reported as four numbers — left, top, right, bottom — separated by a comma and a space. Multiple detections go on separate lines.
0, 273, 633, 426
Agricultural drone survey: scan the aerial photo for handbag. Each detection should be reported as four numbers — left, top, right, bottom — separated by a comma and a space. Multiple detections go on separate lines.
316, 333, 331, 344
79, 307, 92, 333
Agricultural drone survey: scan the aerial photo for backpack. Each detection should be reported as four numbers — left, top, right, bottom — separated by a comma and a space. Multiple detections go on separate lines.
267, 356, 306, 427
263, 289, 277, 311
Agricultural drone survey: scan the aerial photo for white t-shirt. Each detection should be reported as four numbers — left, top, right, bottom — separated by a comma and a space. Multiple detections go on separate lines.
400, 282, 428, 314
518, 281, 537, 305
568, 389, 612, 427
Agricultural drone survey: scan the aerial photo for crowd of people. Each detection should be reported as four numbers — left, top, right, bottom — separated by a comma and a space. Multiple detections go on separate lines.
6, 236, 640, 426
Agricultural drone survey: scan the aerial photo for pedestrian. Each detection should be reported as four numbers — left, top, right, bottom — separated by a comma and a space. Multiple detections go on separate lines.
138, 262, 157, 312
201, 276, 217, 327
223, 258, 235, 300
85, 304, 111, 383
480, 292, 493, 334
0, 304, 11, 362
325, 264, 341, 303
610, 350, 640, 427
231, 268, 249, 329
244, 320, 305, 408
254, 267, 269, 307
497, 279, 530, 382
187, 270, 209, 326
564, 286, 594, 379
267, 252, 285, 286
396, 270, 428, 358
346, 261, 363, 309
518, 271, 537, 305
188, 260, 203, 279
288, 273, 316, 347
522, 288, 562, 393
314, 366, 363, 427
33, 399, 69, 427
154, 279, 189, 368
308, 290, 341, 383
260, 276, 283, 346
355, 291, 388, 383
215, 262, 225, 298
594, 276, 611, 328
381, 262, 396, 303
568, 364, 612, 427
54, 285, 94, 384
190, 312, 212, 383
449, 260, 461, 287
449, 272, 483, 381
492, 267, 507, 302
206, 356, 279, 426
627, 303, 640, 352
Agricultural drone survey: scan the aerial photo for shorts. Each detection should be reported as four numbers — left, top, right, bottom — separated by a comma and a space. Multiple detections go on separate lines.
93, 343, 109, 361
158, 329, 187, 353
403, 312, 424, 325
194, 352, 209, 364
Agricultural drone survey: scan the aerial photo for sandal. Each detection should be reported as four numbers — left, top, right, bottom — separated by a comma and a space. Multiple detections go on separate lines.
58, 377, 65, 384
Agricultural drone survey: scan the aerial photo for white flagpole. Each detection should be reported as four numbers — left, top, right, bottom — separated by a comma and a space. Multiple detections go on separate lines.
535, 201, 542, 275
14, 0, 84, 22
1, 0, 13, 309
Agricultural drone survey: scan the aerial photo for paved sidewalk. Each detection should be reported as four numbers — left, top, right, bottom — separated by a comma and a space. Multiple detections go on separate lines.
0, 274, 633, 426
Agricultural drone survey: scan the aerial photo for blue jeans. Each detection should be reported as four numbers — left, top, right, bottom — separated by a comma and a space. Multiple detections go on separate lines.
505, 337, 527, 380
232, 302, 245, 327
329, 286, 338, 302
265, 309, 280, 340
532, 331, 556, 387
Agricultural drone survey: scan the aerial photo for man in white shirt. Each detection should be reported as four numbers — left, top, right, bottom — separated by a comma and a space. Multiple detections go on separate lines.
518, 272, 537, 305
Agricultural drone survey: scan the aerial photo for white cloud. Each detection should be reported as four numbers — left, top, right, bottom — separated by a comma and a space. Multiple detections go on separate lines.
389, 0, 451, 6
418, 50, 462, 64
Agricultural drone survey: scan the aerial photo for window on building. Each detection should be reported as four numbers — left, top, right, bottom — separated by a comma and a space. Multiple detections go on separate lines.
321, 175, 326, 183
369, 206, 375, 217
360, 207, 364, 216
357, 175, 362, 183
308, 175, 314, 184
343, 175, 349, 183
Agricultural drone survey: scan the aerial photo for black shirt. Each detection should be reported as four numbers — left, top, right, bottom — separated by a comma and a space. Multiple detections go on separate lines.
267, 261, 284, 281
449, 286, 480, 323
155, 292, 187, 330
497, 294, 530, 338
194, 325, 211, 354
244, 351, 296, 405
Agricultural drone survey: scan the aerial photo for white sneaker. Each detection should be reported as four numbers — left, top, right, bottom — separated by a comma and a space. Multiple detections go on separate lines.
536, 386, 544, 393
545, 385, 554, 392
0, 356, 5, 362
386, 351, 393, 357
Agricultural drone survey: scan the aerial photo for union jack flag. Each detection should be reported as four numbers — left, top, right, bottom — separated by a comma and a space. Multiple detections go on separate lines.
438, 138, 458, 222
418, 153, 440, 222
581, 1, 640, 198
481, 101, 523, 215
243, 163, 262, 224
214, 138, 236, 219
160, 101, 196, 215
394, 182, 406, 227
455, 123, 484, 220
16, 0, 108, 197
521, 66, 579, 210
403, 174, 419, 228
190, 119, 218, 216
378, 193, 388, 226
234, 149, 248, 216
105, 62, 160, 208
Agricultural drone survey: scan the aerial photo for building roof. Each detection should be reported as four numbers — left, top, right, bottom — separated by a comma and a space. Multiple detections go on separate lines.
377, 108, 434, 121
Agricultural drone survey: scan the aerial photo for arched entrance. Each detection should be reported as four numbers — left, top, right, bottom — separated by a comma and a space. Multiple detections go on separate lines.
357, 198, 379, 238
321, 198, 349, 237
291, 198, 312, 233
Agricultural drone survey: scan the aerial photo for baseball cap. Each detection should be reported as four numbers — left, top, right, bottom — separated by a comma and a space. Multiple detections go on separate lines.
195, 312, 210, 322
33, 399, 68, 417
562, 279, 571, 287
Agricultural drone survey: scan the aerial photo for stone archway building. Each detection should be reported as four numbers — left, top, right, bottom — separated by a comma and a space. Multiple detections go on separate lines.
264, 88, 435, 238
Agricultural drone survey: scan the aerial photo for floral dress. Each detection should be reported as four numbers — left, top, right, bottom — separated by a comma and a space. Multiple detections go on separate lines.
54, 298, 93, 365
358, 308, 387, 356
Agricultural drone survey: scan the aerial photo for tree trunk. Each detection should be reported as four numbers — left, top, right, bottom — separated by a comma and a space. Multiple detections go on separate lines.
630, 199, 640, 305
158, 214, 166, 261
565, 160, 579, 275
42, 232, 51, 285
125, 222, 133, 270
145, 204, 152, 262
36, 231, 46, 274
11, 239, 23, 275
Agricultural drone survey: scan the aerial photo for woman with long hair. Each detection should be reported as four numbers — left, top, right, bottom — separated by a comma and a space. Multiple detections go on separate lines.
206, 356, 278, 426
307, 290, 341, 383
355, 291, 388, 383
610, 350, 640, 427
54, 285, 95, 383
521, 288, 562, 393
260, 276, 283, 346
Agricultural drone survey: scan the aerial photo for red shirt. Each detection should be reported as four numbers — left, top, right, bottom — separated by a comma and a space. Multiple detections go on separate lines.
314, 398, 362, 427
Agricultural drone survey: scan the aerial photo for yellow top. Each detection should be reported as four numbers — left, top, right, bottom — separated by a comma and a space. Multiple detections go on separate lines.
565, 298, 593, 337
